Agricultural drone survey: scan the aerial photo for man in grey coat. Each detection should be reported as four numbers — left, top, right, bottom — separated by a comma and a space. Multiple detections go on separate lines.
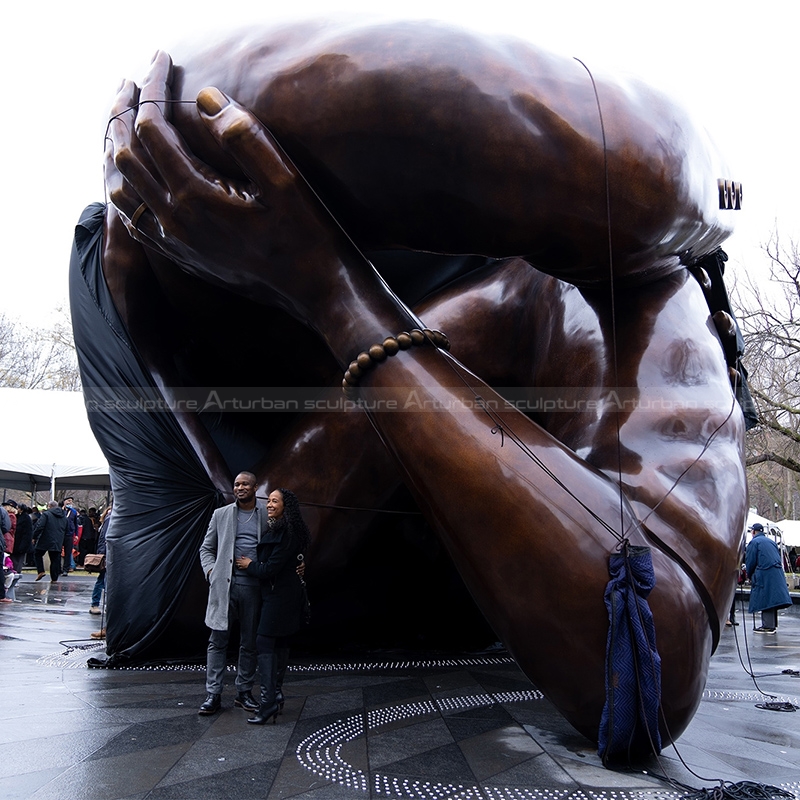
198, 472, 266, 715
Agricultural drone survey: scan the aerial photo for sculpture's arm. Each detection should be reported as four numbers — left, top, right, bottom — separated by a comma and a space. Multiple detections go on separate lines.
105, 65, 728, 739
247, 259, 745, 636
248, 257, 537, 577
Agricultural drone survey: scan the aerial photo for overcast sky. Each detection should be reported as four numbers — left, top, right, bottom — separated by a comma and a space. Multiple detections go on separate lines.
2, 0, 798, 329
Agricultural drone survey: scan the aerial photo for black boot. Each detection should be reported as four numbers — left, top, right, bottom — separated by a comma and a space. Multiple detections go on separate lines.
275, 646, 290, 713
248, 653, 279, 725
235, 691, 259, 712
198, 693, 221, 716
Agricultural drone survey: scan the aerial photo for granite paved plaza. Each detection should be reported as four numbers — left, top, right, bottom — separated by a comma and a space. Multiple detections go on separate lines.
2, 574, 799, 800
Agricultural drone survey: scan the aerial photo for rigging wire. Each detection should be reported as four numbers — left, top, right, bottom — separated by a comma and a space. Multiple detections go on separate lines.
573, 57, 627, 545
105, 101, 424, 335
299, 500, 422, 516
105, 76, 748, 548
100, 77, 796, 797
106, 98, 627, 546
103, 100, 198, 207
566, 62, 792, 799
729, 579, 799, 712
104, 99, 196, 148
105, 97, 733, 549
473, 393, 624, 542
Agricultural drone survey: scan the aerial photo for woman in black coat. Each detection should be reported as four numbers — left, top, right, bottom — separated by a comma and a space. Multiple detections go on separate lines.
235, 488, 309, 724
76, 509, 97, 567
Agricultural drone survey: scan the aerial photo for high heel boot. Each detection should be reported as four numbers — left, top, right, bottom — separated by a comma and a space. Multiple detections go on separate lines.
275, 645, 290, 713
248, 652, 279, 725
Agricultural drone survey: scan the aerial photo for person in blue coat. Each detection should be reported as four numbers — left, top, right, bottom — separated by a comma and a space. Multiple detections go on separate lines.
745, 523, 792, 633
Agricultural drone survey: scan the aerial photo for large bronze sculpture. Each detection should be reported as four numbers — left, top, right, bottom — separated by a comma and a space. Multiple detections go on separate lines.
72, 18, 747, 756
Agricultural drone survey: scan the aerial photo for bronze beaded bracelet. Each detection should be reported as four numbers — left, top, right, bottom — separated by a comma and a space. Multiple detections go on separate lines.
342, 328, 450, 397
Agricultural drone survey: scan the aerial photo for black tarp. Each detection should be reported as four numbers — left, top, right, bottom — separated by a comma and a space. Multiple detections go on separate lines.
70, 203, 223, 664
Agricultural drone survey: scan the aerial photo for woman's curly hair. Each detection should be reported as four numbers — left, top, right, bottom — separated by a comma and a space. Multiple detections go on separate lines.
275, 488, 311, 553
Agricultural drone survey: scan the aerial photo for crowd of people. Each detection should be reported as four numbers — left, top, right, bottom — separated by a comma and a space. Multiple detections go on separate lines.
1, 497, 109, 602
788, 545, 800, 573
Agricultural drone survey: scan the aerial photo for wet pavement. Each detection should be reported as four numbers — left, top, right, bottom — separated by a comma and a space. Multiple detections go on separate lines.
2, 573, 800, 800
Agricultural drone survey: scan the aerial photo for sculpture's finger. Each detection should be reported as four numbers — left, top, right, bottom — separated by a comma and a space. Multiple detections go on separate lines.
104, 125, 128, 205
105, 79, 163, 234
196, 87, 295, 191
105, 77, 141, 205
137, 50, 173, 123
135, 51, 201, 192
103, 145, 135, 217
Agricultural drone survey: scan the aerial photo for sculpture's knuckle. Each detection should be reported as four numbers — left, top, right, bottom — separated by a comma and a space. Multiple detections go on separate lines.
113, 145, 136, 172
134, 112, 158, 141
220, 112, 263, 148
163, 197, 191, 233
171, 190, 191, 213
107, 184, 126, 208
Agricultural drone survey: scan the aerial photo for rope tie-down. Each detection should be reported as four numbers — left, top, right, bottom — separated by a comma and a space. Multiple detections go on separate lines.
599, 542, 661, 763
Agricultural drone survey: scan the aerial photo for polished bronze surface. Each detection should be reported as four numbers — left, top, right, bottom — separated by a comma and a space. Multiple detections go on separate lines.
99, 20, 746, 745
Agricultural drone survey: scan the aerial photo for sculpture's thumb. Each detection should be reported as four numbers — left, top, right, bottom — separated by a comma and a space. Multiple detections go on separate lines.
196, 87, 294, 189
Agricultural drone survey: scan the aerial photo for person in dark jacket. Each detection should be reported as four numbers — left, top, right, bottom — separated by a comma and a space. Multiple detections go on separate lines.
76, 508, 96, 567
26, 507, 41, 567
90, 506, 111, 615
11, 504, 34, 575
746, 523, 792, 633
33, 501, 67, 582
60, 497, 78, 574
235, 488, 310, 724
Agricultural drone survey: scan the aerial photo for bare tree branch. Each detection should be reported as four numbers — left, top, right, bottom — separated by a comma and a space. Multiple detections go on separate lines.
746, 452, 800, 473
0, 312, 81, 391
734, 230, 800, 516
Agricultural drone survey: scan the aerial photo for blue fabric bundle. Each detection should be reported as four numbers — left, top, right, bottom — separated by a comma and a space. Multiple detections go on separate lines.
598, 543, 661, 762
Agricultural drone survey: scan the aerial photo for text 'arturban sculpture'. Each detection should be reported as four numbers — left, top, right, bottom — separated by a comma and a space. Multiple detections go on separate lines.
70, 18, 748, 759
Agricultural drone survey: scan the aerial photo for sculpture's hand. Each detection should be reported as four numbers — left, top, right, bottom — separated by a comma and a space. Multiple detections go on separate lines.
105, 51, 364, 325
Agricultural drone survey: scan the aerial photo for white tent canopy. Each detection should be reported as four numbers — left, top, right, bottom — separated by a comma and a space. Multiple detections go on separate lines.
746, 509, 800, 550
746, 510, 776, 532
0, 388, 110, 497
777, 520, 800, 548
